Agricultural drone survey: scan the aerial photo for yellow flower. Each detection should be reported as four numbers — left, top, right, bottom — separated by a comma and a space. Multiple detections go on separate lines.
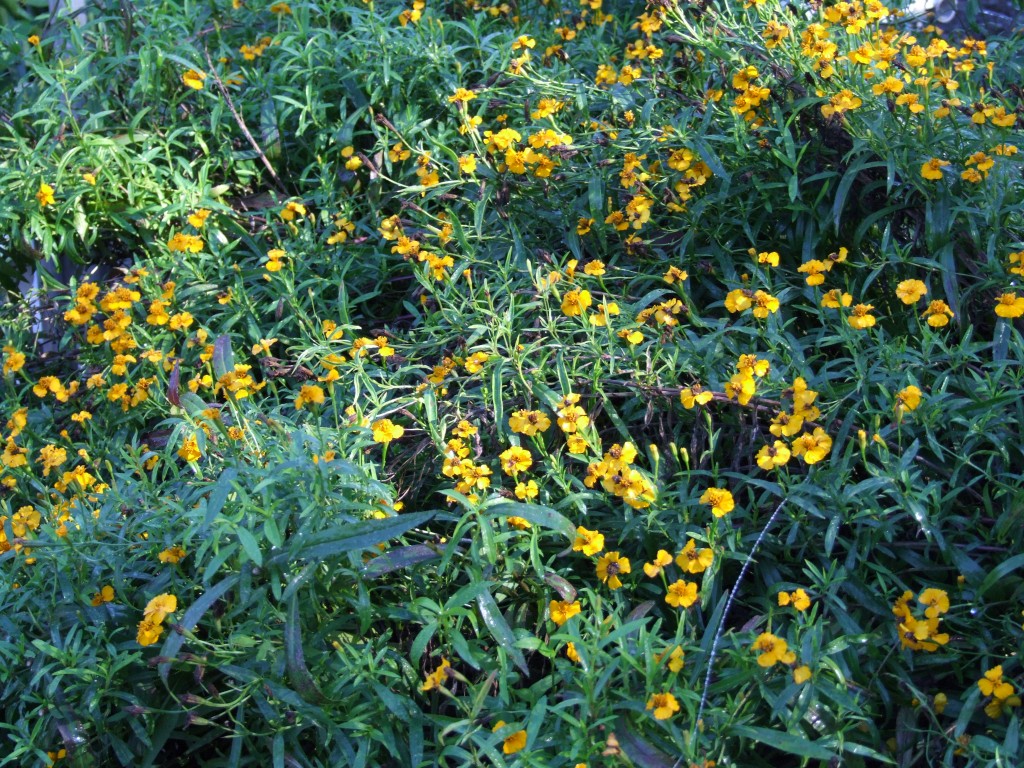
646, 692, 680, 720
680, 384, 714, 409
676, 539, 714, 574
280, 200, 307, 221
499, 446, 532, 476
847, 303, 876, 329
756, 440, 791, 470
921, 158, 950, 181
565, 642, 580, 663
514, 480, 538, 500
91, 585, 115, 606
187, 209, 211, 228
458, 154, 477, 174
977, 665, 1015, 700
896, 279, 927, 304
665, 579, 699, 608
167, 233, 204, 253
583, 260, 606, 276
177, 435, 202, 462
643, 549, 673, 577
2, 346, 26, 376
752, 632, 796, 667
295, 384, 325, 410
158, 546, 187, 564
493, 722, 527, 755
934, 692, 948, 714
28, 34, 41, 46
995, 292, 1024, 318
724, 290, 749, 313
549, 599, 581, 626
566, 434, 588, 453
137, 619, 164, 646
36, 182, 55, 208
576, 217, 594, 235
269, 2, 292, 13
793, 665, 812, 684
923, 299, 954, 327
791, 427, 832, 464
143, 593, 177, 625
573, 526, 604, 556
182, 69, 206, 90
656, 645, 685, 672
821, 289, 852, 309
700, 487, 734, 518
778, 588, 811, 611
663, 265, 688, 284
420, 658, 452, 691
918, 588, 949, 619
595, 551, 630, 589
895, 385, 922, 415
371, 418, 405, 443
561, 288, 592, 317
509, 409, 551, 436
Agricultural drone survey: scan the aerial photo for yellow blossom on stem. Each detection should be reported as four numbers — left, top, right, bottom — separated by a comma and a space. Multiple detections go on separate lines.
371, 418, 404, 444
492, 722, 527, 755
573, 526, 604, 556
791, 427, 832, 464
643, 549, 673, 577
921, 158, 950, 181
420, 658, 451, 691
995, 293, 1024, 318
549, 599, 581, 626
896, 279, 927, 304
923, 300, 954, 327
847, 303, 876, 329
778, 588, 811, 611
665, 579, 699, 608
36, 182, 55, 208
676, 539, 713, 574
595, 551, 630, 589
895, 385, 922, 416
752, 632, 796, 667
756, 441, 791, 470
646, 692, 680, 720
700, 487, 735, 517
295, 384, 325, 411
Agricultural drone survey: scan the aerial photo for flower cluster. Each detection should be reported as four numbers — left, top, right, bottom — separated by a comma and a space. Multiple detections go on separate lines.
893, 589, 950, 652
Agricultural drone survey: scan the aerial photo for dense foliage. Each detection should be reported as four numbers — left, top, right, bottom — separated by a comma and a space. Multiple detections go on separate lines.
1, 0, 1023, 765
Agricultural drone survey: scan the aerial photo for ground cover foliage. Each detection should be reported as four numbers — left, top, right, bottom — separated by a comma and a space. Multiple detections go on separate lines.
1, 0, 1023, 764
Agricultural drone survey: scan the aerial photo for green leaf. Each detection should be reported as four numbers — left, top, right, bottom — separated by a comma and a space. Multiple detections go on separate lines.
212, 334, 235, 380
483, 502, 574, 540
272, 511, 435, 565
978, 553, 1024, 597
477, 590, 529, 675
285, 593, 329, 704
362, 544, 441, 577
733, 725, 838, 760
235, 526, 263, 567
614, 718, 676, 768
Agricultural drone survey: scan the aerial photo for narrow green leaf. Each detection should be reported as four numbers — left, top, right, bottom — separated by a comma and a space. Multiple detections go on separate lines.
477, 590, 529, 675
272, 511, 435, 565
285, 593, 328, 704
732, 725, 837, 760
484, 502, 574, 540
212, 334, 235, 380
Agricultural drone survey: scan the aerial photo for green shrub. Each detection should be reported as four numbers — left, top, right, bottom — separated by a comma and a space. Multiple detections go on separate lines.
2, 0, 1023, 765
